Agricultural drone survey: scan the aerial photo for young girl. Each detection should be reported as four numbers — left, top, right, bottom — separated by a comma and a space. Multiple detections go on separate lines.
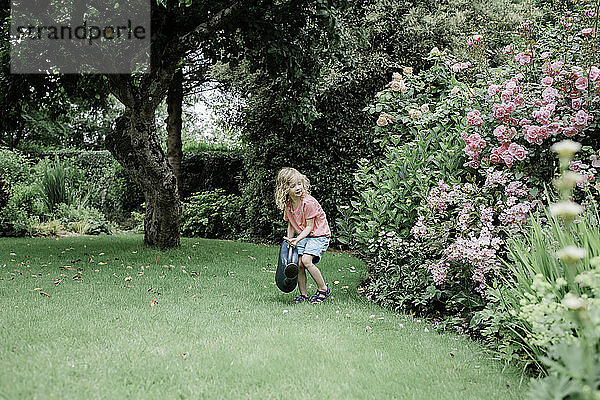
275, 167, 331, 304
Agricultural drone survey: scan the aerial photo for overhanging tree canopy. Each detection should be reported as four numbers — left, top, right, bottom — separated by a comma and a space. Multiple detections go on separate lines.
102, 0, 341, 249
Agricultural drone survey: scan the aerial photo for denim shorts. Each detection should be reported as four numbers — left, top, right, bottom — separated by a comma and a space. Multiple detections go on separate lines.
296, 236, 330, 264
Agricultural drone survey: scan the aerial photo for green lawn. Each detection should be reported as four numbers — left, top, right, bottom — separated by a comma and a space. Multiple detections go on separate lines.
0, 235, 526, 399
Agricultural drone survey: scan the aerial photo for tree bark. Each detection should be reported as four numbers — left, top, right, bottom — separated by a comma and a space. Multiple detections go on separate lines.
166, 68, 184, 190
105, 107, 181, 249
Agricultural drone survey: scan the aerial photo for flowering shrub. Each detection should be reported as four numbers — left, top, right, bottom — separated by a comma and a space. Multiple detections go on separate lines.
337, 57, 469, 249
405, 1, 600, 323
473, 141, 600, 377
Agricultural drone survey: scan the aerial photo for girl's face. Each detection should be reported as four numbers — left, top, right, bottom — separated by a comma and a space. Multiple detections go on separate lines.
288, 176, 304, 200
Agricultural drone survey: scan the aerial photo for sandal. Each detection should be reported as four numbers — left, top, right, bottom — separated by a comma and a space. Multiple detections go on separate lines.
309, 285, 331, 303
293, 294, 309, 304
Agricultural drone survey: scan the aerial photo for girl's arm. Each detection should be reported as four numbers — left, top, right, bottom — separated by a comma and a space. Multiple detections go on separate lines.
290, 218, 314, 247
286, 221, 295, 241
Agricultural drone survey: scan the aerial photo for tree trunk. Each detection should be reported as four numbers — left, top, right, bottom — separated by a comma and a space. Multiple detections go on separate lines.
166, 69, 184, 190
105, 107, 181, 249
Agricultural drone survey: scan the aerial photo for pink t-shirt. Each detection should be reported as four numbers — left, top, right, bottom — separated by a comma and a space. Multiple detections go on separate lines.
283, 194, 331, 237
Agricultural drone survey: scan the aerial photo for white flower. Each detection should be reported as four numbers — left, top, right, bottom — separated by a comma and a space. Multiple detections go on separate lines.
392, 72, 402, 81
556, 246, 587, 264
549, 201, 583, 221
376, 115, 388, 127
555, 277, 568, 287
553, 171, 584, 191
551, 140, 582, 159
450, 86, 460, 95
562, 293, 586, 310
409, 109, 422, 119
420, 103, 430, 113
430, 47, 441, 56
403, 66, 413, 75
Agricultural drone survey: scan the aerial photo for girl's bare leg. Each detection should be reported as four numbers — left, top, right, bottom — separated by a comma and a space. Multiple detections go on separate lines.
302, 254, 327, 291
297, 258, 308, 296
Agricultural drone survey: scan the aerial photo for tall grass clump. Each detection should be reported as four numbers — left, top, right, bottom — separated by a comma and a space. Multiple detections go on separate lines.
39, 157, 72, 213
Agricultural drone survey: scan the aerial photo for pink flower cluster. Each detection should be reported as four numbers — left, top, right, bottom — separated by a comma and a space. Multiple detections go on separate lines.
515, 52, 531, 65
446, 61, 472, 73
490, 142, 527, 168
444, 229, 504, 292
569, 150, 600, 190
484, 167, 508, 187
505, 180, 529, 198
466, 110, 483, 126
429, 259, 449, 285
426, 180, 455, 212
414, 167, 536, 290
410, 216, 427, 239
498, 200, 534, 226
461, 131, 486, 168
457, 202, 474, 231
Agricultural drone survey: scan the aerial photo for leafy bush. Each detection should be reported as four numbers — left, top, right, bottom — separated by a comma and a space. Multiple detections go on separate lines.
0, 173, 9, 211
181, 189, 243, 239
29, 219, 63, 237
360, 231, 439, 315
0, 150, 40, 236
54, 203, 114, 235
0, 148, 34, 185
180, 149, 243, 198
338, 59, 468, 248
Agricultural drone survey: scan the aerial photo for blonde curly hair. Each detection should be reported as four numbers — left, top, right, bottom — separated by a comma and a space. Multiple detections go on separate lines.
275, 167, 310, 210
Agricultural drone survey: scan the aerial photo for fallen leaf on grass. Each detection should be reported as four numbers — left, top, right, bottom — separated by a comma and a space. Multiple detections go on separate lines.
40, 292, 50, 297
248, 255, 256, 261
54, 279, 63, 286
150, 299, 158, 307
33, 287, 42, 291
124, 276, 133, 282
182, 353, 188, 360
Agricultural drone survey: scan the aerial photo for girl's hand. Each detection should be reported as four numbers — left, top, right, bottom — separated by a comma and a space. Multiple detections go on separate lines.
289, 238, 299, 248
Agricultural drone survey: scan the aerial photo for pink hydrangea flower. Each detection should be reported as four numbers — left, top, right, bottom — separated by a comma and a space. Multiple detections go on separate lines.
488, 84, 501, 97
513, 94, 525, 107
515, 52, 531, 65
493, 104, 507, 119
562, 126, 579, 137
541, 76, 554, 86
542, 86, 559, 103
575, 76, 589, 90
572, 109, 593, 128
582, 27, 597, 37
508, 143, 527, 161
466, 110, 483, 126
